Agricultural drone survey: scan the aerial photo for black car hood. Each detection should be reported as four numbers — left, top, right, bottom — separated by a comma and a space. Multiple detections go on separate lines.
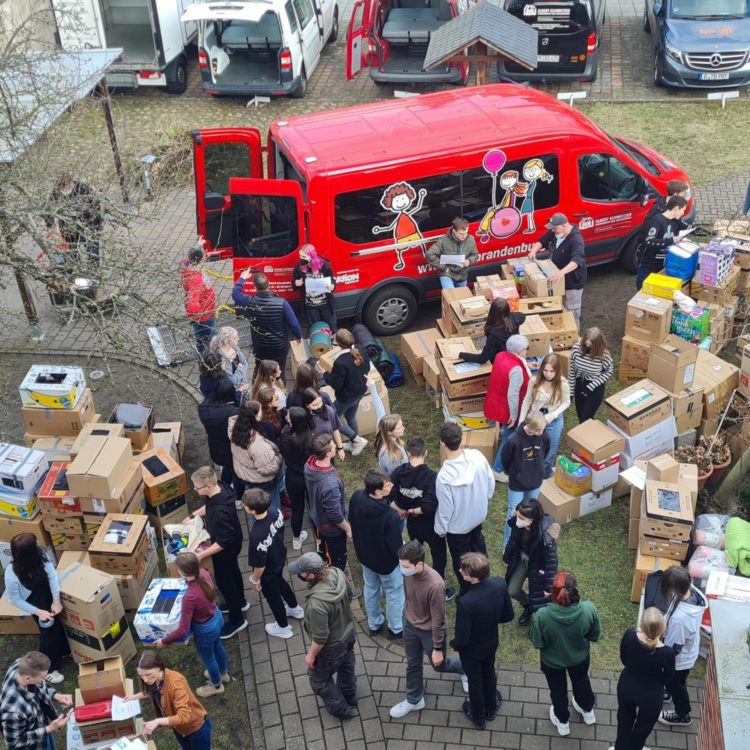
665, 17, 750, 49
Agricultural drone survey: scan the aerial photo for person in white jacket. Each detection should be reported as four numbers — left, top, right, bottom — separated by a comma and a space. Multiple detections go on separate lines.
435, 421, 494, 595
658, 566, 707, 728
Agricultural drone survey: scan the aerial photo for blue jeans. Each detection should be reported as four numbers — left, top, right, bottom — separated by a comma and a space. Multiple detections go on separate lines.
492, 424, 516, 474
362, 564, 405, 634
191, 318, 215, 355
173, 717, 212, 750
439, 276, 468, 289
504, 487, 541, 549
334, 395, 362, 441
544, 415, 564, 479
193, 608, 227, 687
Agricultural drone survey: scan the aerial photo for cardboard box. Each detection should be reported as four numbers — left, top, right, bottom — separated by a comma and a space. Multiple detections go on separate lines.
59, 562, 124, 634
518, 296, 563, 319
621, 335, 651, 372
401, 328, 441, 377
538, 480, 613, 525
0, 444, 48, 498
571, 452, 620, 492
693, 349, 739, 419
638, 533, 688, 562
643, 480, 693, 539
0, 594, 39, 634
565, 420, 626, 464
631, 552, 675, 602
448, 300, 489, 337
43, 514, 86, 535
71, 423, 126, 457
88, 514, 150, 576
618, 362, 648, 385
145, 494, 187, 533
74, 678, 139, 744
30, 436, 76, 462
441, 286, 472, 322
19, 365, 86, 409
109, 404, 154, 452
38, 462, 82, 517
76, 462, 144, 516
153, 422, 185, 465
474, 275, 517, 305
519, 315, 551, 358
625, 294, 673, 343
647, 335, 698, 394
0, 489, 39, 519
548, 311, 578, 351
740, 344, 750, 399
439, 426, 497, 466
646, 455, 679, 483
669, 387, 703, 434
51, 532, 89, 552
434, 337, 477, 360
423, 355, 441, 393
0, 515, 53, 570
523, 260, 565, 298
67, 437, 133, 500
441, 391, 486, 417
78, 656, 127, 704
605, 380, 671, 437
115, 544, 158, 612
438, 358, 491, 399
610, 416, 678, 469
628, 518, 640, 551
21, 388, 95, 437
557, 349, 571, 379
290, 338, 313, 372
138, 449, 187, 507
134, 578, 190, 644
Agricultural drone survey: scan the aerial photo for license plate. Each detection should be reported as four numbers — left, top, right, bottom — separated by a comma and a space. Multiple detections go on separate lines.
699, 72, 730, 80
537, 54, 560, 63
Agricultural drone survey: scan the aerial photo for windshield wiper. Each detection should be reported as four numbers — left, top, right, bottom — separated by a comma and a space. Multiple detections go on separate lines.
685, 13, 744, 18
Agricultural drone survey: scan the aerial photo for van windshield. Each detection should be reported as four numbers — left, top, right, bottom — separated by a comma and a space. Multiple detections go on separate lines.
505, 0, 592, 32
611, 137, 661, 177
669, 0, 749, 19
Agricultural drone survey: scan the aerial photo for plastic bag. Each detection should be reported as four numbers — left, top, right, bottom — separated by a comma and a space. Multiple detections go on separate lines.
687, 545, 734, 581
554, 455, 591, 497
692, 514, 731, 549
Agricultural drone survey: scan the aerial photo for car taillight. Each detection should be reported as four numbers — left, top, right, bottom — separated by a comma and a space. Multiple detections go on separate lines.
587, 32, 596, 54
198, 50, 208, 68
280, 49, 292, 71
368, 38, 377, 56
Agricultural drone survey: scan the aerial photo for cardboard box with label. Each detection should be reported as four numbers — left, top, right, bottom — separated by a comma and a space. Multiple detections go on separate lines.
548, 312, 578, 350
449, 297, 490, 337
474, 275, 518, 306
565, 420, 626, 464
693, 349, 739, 419
88, 514, 150, 576
38, 462, 81, 517
441, 286, 473, 322
621, 335, 651, 372
523, 260, 565, 298
438, 358, 491, 399
0, 594, 40, 634
19, 365, 86, 409
625, 294, 673, 343
77, 462, 144, 516
67, 436, 133, 499
22, 388, 96, 437
538, 480, 613, 525
401, 328, 441, 377
519, 315, 551, 358
78, 656, 127, 703
0, 443, 48, 498
605, 380, 671, 437
631, 552, 675, 602
441, 391, 487, 417
138, 448, 187, 507
610, 416, 678, 469
647, 335, 698, 394
0, 514, 53, 571
642, 480, 693, 540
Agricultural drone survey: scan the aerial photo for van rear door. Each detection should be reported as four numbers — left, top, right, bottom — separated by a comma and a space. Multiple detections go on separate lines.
346, 0, 373, 78
192, 129, 264, 258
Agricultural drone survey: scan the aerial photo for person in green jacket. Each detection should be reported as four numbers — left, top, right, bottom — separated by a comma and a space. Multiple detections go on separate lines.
425, 217, 479, 289
530, 569, 601, 739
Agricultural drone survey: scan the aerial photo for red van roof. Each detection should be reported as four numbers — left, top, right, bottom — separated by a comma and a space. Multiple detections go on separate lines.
271, 84, 605, 176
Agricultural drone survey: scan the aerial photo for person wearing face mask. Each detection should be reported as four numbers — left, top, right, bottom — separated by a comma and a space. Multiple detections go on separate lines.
519, 353, 571, 479
503, 499, 559, 626
568, 327, 613, 423
528, 213, 587, 330
292, 244, 337, 331
302, 388, 347, 461
289, 552, 357, 720
389, 541, 468, 720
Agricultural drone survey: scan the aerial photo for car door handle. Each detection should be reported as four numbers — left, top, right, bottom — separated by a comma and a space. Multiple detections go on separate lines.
573, 212, 589, 217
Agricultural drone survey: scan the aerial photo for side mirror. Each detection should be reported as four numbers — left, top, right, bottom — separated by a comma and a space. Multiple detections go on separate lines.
653, 2, 662, 15
204, 192, 226, 210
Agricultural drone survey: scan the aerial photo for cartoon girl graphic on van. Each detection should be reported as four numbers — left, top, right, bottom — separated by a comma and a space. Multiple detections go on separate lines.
477, 149, 522, 242
372, 181, 427, 271
519, 158, 554, 233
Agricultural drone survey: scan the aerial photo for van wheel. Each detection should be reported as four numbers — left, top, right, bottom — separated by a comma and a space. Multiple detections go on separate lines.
291, 69, 307, 98
619, 235, 641, 274
166, 56, 188, 94
363, 285, 417, 336
329, 7, 339, 43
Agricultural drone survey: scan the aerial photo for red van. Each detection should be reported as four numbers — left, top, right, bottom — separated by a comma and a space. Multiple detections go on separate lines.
193, 83, 692, 335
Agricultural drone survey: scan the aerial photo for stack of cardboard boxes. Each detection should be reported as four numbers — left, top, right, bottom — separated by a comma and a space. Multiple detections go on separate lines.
0, 443, 48, 520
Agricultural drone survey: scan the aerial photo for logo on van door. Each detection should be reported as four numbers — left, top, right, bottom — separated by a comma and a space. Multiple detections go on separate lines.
372, 181, 428, 271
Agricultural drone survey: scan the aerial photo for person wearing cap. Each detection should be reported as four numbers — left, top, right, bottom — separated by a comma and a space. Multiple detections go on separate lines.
528, 213, 587, 330
290, 552, 358, 720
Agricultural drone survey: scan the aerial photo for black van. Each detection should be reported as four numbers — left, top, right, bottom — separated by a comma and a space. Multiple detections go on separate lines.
497, 0, 605, 81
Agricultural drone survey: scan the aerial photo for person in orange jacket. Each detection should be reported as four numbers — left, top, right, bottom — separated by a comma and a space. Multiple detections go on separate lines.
181, 241, 216, 355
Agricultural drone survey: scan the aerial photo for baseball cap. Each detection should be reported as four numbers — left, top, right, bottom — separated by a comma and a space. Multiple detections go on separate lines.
545, 213, 568, 229
289, 552, 325, 576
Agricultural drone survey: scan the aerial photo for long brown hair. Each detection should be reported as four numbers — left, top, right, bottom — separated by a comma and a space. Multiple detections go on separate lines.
231, 399, 262, 448
137, 651, 167, 700
639, 607, 666, 652
335, 328, 364, 367
292, 363, 318, 396
485, 298, 515, 335
531, 353, 563, 409
580, 327, 608, 360
257, 387, 281, 430
375, 414, 404, 460
10, 533, 47, 589
175, 552, 216, 602
252, 359, 284, 399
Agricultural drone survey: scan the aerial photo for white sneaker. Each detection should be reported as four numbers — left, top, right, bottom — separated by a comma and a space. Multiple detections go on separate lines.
235, 500, 244, 511
285, 605, 304, 619
461, 674, 469, 693
351, 438, 369, 457
494, 471, 509, 483
265, 622, 294, 639
45, 671, 64, 685
341, 441, 354, 453
293, 530, 308, 551
572, 697, 596, 725
549, 705, 570, 736
389, 697, 425, 718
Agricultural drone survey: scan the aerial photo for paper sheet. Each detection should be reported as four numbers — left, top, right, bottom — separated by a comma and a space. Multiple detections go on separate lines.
111, 695, 142, 721
439, 254, 465, 266
304, 277, 331, 293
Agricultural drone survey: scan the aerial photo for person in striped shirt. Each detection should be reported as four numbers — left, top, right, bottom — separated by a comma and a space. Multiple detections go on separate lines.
567, 328, 613, 423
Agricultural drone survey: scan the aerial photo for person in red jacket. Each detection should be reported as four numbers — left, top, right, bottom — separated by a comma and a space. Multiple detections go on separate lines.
181, 242, 216, 355
483, 335, 531, 483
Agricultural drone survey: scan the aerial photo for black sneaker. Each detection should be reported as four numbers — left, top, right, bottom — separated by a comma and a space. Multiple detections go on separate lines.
462, 700, 486, 731
345, 696, 358, 708
445, 587, 457, 602
518, 607, 532, 626
335, 707, 353, 720
486, 691, 503, 722
368, 623, 384, 637
658, 711, 691, 726
220, 620, 248, 640
219, 601, 250, 614
663, 691, 672, 703
388, 629, 403, 641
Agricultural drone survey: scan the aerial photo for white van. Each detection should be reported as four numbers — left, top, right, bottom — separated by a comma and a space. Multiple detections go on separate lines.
181, 0, 339, 97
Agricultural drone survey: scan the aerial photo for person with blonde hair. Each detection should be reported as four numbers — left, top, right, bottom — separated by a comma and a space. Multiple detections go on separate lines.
568, 327, 613, 423
252, 359, 287, 409
209, 326, 248, 395
376, 414, 408, 475
610, 608, 675, 750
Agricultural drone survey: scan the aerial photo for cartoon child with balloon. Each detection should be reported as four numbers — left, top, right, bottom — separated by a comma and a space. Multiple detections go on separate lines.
477, 149, 523, 243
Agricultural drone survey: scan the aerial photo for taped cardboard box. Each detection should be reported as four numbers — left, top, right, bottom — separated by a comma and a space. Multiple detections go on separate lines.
78, 656, 127, 704
77, 461, 144, 516
605, 380, 671, 437
38, 462, 82, 517
72, 423, 126, 457
625, 294, 673, 343
523, 260, 565, 298
88, 514, 150, 576
609, 416, 677, 470
646, 454, 679, 482
0, 593, 39, 634
73, 679, 138, 745
19, 365, 86, 409
631, 552, 675, 602
59, 563, 124, 636
401, 328, 441, 376
669, 387, 703, 433
642, 480, 693, 540
474, 275, 517, 306
647, 335, 698, 394
138, 448, 187, 507
0, 443, 48, 498
621, 335, 651, 372
519, 315, 551, 358
134, 578, 190, 643
152, 422, 184, 464
30, 436, 76, 462
441, 286, 472, 322
434, 337, 477, 360
549, 312, 578, 351
693, 349, 739, 419
538, 480, 613, 525
21, 388, 95, 437
565, 420, 626, 464
638, 532, 688, 562
109, 404, 154, 452
67, 437, 133, 500
63, 612, 136, 666
448, 298, 490, 337
439, 426, 497, 466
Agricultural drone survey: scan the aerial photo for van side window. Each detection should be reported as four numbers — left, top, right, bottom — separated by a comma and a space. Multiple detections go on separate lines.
204, 142, 252, 195
292, 0, 315, 28
274, 142, 308, 200
578, 153, 640, 202
285, 1, 299, 32
232, 194, 299, 258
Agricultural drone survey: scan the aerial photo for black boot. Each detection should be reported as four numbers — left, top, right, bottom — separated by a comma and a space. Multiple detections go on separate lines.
518, 607, 531, 626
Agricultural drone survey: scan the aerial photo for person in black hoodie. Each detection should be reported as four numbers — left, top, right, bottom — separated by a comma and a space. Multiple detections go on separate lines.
187, 467, 248, 640
528, 212, 587, 330
503, 498, 559, 626
390, 437, 452, 601
451, 552, 514, 731
458, 299, 526, 365
197, 377, 241, 507
349, 470, 405, 639
292, 244, 337, 331
635, 195, 688, 290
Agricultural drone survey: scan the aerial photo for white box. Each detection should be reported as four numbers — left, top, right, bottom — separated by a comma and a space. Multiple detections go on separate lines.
579, 488, 613, 517
133, 578, 189, 644
0, 444, 48, 497
608, 417, 678, 469
19, 365, 86, 409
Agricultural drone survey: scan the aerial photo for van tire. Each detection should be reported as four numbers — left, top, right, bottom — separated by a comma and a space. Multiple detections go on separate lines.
619, 235, 641, 274
362, 285, 417, 335
291, 69, 307, 98
166, 56, 188, 94
329, 7, 339, 43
